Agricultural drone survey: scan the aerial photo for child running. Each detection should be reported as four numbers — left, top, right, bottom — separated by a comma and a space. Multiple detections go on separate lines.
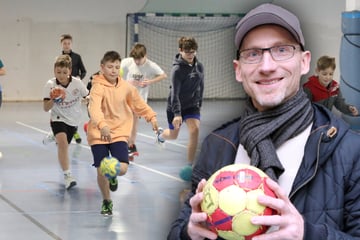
43, 54, 89, 190
121, 43, 167, 159
87, 51, 159, 216
157, 37, 204, 181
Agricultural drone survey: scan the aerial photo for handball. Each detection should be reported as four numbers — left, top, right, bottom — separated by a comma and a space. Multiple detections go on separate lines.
201, 164, 276, 240
50, 87, 66, 103
100, 156, 121, 179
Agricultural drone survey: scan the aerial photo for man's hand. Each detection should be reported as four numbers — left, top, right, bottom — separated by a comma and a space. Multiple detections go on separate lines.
251, 178, 304, 240
187, 179, 218, 240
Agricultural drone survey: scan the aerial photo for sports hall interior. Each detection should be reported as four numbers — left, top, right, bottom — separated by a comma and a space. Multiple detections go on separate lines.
0, 0, 358, 239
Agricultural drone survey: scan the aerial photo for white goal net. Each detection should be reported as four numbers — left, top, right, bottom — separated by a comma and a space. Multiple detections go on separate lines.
126, 13, 246, 100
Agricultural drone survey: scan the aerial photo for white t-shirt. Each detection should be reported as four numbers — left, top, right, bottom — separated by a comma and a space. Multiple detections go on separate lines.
234, 123, 312, 196
43, 77, 89, 127
121, 57, 164, 101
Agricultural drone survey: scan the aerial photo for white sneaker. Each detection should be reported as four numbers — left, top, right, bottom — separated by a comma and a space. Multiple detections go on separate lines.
64, 173, 77, 190
156, 127, 165, 144
0, 151, 2, 159
42, 132, 55, 145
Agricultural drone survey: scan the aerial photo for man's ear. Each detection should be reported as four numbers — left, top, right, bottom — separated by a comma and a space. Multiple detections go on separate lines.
233, 59, 242, 83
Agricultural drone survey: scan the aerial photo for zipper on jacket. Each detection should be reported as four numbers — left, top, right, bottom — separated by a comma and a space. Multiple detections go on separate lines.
289, 131, 323, 200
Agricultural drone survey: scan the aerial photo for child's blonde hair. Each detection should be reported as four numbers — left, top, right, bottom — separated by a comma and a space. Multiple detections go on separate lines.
54, 55, 72, 69
317, 55, 336, 71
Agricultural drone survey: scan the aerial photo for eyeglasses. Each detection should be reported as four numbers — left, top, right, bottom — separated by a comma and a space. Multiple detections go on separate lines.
184, 50, 196, 55
238, 45, 299, 64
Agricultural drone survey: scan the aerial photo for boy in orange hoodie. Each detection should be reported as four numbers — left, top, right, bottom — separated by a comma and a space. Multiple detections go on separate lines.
87, 51, 159, 216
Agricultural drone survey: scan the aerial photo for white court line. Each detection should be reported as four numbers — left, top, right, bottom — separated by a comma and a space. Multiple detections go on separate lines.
16, 121, 185, 182
137, 132, 186, 148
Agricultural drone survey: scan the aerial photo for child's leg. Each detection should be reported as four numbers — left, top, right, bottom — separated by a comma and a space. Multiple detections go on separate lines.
109, 141, 129, 176
161, 109, 181, 140
97, 167, 110, 200
55, 132, 70, 171
184, 118, 200, 164
52, 122, 77, 189
161, 127, 180, 140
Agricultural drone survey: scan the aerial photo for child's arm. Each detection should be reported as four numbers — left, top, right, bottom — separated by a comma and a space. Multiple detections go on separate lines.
128, 87, 158, 125
333, 90, 357, 116
88, 84, 107, 129
43, 99, 54, 112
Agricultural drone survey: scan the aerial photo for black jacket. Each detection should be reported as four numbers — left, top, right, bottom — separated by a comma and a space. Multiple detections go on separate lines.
62, 50, 87, 80
167, 104, 360, 239
167, 54, 204, 116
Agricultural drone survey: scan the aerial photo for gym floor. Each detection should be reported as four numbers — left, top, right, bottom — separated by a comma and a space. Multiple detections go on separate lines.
0, 100, 244, 240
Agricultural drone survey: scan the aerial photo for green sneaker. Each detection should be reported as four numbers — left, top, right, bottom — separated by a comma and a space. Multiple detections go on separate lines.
109, 177, 118, 192
73, 131, 82, 144
101, 200, 113, 216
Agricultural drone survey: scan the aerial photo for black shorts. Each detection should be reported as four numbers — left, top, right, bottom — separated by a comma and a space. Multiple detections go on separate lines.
166, 107, 201, 130
50, 121, 77, 144
91, 141, 129, 167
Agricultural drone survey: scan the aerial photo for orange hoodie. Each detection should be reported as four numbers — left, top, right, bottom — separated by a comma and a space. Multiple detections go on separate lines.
87, 74, 157, 145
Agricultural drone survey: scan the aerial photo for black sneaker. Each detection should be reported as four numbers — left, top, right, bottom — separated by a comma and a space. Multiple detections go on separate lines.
128, 144, 139, 157
109, 177, 118, 192
101, 199, 113, 216
73, 131, 82, 144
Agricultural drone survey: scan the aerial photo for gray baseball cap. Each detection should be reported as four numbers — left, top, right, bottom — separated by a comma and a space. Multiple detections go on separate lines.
235, 3, 305, 49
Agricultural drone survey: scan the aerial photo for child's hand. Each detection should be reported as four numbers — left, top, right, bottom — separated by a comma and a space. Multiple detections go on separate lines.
152, 121, 159, 132
100, 126, 112, 142
172, 116, 182, 129
81, 96, 90, 104
349, 105, 359, 116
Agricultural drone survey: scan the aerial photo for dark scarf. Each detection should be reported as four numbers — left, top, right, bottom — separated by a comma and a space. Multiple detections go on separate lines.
239, 89, 314, 181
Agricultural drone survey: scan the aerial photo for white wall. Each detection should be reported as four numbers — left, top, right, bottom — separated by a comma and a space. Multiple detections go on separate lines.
0, 0, 146, 101
0, 0, 353, 101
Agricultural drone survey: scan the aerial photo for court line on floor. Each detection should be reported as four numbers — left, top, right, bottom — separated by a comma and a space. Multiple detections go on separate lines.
16, 121, 185, 183
0, 194, 63, 240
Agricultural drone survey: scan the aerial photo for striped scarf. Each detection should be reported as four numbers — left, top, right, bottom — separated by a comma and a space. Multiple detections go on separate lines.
239, 89, 314, 181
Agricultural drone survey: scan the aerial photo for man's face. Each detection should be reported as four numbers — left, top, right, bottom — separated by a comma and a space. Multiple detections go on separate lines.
316, 67, 334, 87
101, 60, 121, 83
61, 39, 72, 53
234, 25, 311, 112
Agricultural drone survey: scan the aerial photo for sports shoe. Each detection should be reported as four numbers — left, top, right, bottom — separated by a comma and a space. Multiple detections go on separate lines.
42, 131, 55, 145
128, 144, 139, 157
156, 127, 165, 144
101, 199, 113, 216
109, 177, 118, 192
64, 173, 77, 190
0, 151, 2, 159
73, 131, 82, 144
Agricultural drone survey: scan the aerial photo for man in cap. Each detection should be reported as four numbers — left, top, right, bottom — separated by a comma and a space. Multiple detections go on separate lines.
167, 3, 360, 240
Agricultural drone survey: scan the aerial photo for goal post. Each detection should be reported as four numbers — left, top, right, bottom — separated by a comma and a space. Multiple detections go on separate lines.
126, 13, 246, 100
